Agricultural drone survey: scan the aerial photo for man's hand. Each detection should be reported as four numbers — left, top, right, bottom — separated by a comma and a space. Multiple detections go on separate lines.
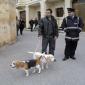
38, 35, 42, 40
38, 34, 42, 37
54, 36, 58, 40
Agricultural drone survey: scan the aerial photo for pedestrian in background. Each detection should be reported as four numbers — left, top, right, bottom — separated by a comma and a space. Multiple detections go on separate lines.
38, 9, 59, 55
61, 8, 84, 61
29, 19, 34, 32
34, 18, 38, 30
19, 18, 25, 35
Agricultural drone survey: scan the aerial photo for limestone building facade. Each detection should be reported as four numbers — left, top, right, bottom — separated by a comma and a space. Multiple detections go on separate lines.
0, 0, 16, 47
16, 0, 85, 30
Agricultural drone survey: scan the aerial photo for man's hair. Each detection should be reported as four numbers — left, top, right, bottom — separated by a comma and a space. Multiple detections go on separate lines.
46, 9, 52, 13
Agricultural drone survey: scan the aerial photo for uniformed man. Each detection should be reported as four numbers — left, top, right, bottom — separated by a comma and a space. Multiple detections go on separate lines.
61, 8, 84, 61
38, 9, 59, 55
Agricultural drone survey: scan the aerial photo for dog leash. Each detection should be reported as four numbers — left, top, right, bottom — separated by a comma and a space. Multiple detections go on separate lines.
27, 37, 42, 58
34, 37, 41, 52
32, 37, 41, 58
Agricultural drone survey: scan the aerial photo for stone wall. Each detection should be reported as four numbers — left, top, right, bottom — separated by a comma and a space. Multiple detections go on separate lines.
0, 0, 16, 47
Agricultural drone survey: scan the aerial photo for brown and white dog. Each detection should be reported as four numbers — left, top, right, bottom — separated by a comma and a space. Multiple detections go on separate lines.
27, 52, 56, 70
10, 57, 41, 76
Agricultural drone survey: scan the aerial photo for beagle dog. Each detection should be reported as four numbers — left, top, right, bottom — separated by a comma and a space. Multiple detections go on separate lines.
10, 57, 41, 76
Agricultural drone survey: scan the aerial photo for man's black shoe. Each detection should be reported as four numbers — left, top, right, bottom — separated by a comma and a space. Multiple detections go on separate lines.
70, 57, 76, 60
62, 57, 69, 61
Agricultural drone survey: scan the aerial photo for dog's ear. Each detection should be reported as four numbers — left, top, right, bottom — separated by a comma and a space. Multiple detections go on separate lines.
39, 56, 42, 60
12, 60, 16, 63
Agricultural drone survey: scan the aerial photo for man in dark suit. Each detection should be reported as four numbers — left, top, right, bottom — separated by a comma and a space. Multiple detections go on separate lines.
38, 9, 59, 55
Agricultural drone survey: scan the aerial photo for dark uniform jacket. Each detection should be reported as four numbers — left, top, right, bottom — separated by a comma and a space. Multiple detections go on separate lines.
38, 16, 59, 37
61, 16, 84, 40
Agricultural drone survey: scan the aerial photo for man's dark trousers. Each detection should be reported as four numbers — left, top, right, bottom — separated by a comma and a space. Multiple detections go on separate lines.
65, 39, 78, 58
42, 36, 55, 55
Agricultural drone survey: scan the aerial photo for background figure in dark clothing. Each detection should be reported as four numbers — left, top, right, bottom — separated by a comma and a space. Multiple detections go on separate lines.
34, 18, 38, 29
38, 9, 59, 55
61, 8, 84, 61
19, 19, 25, 35
29, 19, 34, 32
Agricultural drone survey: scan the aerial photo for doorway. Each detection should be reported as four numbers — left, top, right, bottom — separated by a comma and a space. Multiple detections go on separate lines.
20, 11, 26, 27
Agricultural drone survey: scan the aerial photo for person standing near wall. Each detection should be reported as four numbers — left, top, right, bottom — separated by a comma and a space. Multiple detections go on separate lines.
19, 18, 25, 35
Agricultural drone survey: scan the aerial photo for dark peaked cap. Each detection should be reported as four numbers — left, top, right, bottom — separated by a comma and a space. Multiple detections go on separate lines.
67, 8, 75, 12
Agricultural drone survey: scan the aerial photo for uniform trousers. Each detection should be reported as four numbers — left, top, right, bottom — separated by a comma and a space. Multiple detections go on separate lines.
65, 39, 78, 58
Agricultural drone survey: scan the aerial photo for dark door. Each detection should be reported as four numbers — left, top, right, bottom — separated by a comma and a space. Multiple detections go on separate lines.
20, 11, 26, 27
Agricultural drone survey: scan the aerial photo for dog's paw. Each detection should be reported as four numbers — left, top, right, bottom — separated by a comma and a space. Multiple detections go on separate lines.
32, 70, 36, 73
41, 67, 44, 70
45, 65, 48, 69
25, 72, 29, 77
38, 71, 41, 74
26, 74, 29, 77
38, 69, 41, 74
54, 59, 56, 62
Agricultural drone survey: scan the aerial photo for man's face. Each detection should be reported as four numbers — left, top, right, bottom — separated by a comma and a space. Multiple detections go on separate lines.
68, 11, 75, 16
46, 10, 52, 17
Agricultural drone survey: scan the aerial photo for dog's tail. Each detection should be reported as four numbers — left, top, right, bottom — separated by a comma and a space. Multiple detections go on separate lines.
27, 52, 34, 54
